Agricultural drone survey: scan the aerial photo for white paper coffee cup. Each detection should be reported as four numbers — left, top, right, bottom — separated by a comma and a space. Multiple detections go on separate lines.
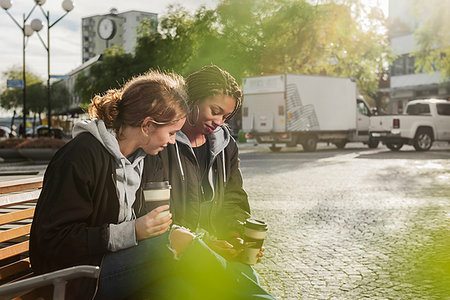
143, 181, 171, 219
241, 219, 268, 265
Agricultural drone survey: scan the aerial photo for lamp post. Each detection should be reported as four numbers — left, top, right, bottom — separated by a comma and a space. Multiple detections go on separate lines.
32, 0, 74, 135
0, 0, 39, 137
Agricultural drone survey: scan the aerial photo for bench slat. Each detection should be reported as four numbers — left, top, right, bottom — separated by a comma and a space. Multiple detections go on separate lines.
0, 192, 40, 209
0, 241, 29, 261
0, 259, 30, 281
0, 209, 35, 227
0, 225, 31, 244
0, 178, 43, 195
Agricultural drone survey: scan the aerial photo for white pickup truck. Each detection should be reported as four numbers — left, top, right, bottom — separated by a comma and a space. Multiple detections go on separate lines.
369, 99, 450, 151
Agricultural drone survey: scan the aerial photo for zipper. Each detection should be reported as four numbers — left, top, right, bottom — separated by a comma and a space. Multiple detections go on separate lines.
91, 255, 105, 300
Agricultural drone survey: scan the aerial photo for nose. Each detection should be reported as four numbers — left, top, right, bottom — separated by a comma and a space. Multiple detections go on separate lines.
213, 117, 224, 127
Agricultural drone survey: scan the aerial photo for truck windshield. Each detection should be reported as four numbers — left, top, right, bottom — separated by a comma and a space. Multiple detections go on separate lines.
406, 103, 430, 115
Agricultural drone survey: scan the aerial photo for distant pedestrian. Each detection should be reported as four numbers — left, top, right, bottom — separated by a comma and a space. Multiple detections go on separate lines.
18, 122, 25, 137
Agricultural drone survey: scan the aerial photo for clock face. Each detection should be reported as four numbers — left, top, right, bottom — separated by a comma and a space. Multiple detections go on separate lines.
98, 18, 116, 40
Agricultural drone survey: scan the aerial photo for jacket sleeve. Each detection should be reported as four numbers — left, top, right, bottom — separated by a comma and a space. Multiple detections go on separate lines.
215, 139, 251, 239
30, 142, 110, 272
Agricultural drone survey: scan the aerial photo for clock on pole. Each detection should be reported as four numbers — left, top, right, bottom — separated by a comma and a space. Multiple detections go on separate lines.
98, 17, 116, 47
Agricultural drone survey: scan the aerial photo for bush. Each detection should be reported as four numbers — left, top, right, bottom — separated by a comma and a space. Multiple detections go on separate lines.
0, 138, 26, 148
238, 130, 247, 143
16, 137, 66, 149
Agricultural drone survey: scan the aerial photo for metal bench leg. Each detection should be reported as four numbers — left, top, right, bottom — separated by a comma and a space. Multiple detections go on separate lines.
53, 279, 67, 300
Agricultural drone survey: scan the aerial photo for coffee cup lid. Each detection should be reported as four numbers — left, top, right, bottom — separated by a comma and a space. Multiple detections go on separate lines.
144, 181, 171, 190
245, 219, 267, 231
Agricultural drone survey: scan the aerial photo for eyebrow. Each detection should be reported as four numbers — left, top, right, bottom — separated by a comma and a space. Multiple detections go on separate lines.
211, 104, 224, 111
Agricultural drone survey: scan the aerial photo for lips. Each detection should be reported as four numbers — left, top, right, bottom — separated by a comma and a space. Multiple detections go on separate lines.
205, 125, 215, 133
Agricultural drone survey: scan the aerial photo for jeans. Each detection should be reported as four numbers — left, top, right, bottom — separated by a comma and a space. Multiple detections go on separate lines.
94, 231, 275, 300
94, 232, 176, 300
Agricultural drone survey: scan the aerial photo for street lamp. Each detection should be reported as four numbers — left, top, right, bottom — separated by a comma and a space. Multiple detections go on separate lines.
33, 0, 74, 135
0, 0, 40, 137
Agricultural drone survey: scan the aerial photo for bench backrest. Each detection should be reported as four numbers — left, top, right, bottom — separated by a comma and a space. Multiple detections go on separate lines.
0, 177, 42, 285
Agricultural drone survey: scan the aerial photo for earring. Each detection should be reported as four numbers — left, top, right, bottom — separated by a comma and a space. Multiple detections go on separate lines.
187, 105, 199, 126
141, 126, 149, 137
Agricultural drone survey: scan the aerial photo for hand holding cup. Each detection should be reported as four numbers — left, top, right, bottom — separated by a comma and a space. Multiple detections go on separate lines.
135, 205, 172, 240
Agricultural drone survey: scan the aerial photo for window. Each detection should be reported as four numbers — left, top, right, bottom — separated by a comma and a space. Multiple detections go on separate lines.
357, 100, 370, 116
391, 54, 418, 76
437, 103, 450, 116
406, 103, 430, 115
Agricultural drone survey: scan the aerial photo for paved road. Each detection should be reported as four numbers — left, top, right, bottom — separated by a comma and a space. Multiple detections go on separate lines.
1, 142, 449, 299
240, 142, 450, 299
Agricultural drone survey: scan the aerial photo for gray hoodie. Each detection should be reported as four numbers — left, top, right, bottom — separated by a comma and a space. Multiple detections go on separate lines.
73, 119, 146, 251
174, 125, 230, 201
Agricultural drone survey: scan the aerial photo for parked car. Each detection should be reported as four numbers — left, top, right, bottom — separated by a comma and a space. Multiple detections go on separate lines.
36, 125, 65, 139
0, 126, 14, 138
369, 99, 450, 151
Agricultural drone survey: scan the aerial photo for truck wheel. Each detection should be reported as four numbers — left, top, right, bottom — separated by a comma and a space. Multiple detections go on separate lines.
368, 138, 379, 149
334, 141, 346, 149
302, 136, 317, 152
413, 129, 433, 151
269, 145, 282, 152
386, 142, 403, 151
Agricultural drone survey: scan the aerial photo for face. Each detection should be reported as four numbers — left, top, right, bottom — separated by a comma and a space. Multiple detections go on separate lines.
141, 118, 185, 155
195, 94, 236, 135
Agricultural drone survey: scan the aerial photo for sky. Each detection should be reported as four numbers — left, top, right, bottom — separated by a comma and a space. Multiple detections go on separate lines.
0, 0, 388, 83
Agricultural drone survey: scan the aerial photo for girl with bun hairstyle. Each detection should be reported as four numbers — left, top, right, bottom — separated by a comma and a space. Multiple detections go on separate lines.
30, 70, 192, 299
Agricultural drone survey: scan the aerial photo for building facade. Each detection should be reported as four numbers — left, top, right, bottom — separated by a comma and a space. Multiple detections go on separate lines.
81, 8, 157, 63
388, 0, 450, 113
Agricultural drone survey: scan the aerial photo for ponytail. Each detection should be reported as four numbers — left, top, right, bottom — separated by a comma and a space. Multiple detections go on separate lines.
88, 70, 188, 132
89, 89, 123, 128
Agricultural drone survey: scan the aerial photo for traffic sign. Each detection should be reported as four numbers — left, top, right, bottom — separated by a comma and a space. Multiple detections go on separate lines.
49, 75, 69, 79
7, 79, 24, 89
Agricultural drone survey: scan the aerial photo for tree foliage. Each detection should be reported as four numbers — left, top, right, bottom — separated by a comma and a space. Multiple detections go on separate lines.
74, 0, 393, 107
0, 68, 45, 114
411, 0, 450, 78
74, 47, 135, 104
0, 67, 70, 115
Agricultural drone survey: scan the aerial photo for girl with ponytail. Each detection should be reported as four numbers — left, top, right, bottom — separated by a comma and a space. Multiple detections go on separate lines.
30, 70, 193, 299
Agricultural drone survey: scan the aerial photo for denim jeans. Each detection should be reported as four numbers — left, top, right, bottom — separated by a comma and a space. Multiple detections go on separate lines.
94, 231, 275, 300
94, 232, 176, 300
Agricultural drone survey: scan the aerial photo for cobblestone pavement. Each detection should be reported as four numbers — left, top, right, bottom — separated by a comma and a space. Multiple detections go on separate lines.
1, 143, 449, 299
238, 143, 450, 299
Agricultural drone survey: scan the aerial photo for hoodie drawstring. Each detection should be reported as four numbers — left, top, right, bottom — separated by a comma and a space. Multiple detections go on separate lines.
175, 142, 185, 181
222, 151, 226, 183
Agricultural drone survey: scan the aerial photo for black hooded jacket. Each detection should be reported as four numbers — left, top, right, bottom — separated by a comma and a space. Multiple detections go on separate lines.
29, 132, 159, 299
152, 126, 251, 240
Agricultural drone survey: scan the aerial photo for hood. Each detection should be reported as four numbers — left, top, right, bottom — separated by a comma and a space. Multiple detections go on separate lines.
73, 119, 126, 161
176, 125, 231, 156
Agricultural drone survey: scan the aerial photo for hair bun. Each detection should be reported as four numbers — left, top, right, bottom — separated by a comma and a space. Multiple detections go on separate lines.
88, 89, 123, 128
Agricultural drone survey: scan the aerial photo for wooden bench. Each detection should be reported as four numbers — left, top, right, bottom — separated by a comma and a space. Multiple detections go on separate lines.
0, 177, 100, 300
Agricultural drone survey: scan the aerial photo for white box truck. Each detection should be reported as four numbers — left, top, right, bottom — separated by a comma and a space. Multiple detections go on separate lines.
241, 74, 379, 151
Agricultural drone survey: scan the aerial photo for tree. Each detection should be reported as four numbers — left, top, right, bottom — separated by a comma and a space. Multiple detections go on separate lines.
411, 0, 450, 78
74, 47, 135, 104
0, 68, 47, 115
50, 82, 70, 113
215, 0, 393, 105
75, 0, 393, 110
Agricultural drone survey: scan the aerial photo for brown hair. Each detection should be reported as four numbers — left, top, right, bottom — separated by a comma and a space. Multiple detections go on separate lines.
89, 70, 188, 132
186, 65, 242, 120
